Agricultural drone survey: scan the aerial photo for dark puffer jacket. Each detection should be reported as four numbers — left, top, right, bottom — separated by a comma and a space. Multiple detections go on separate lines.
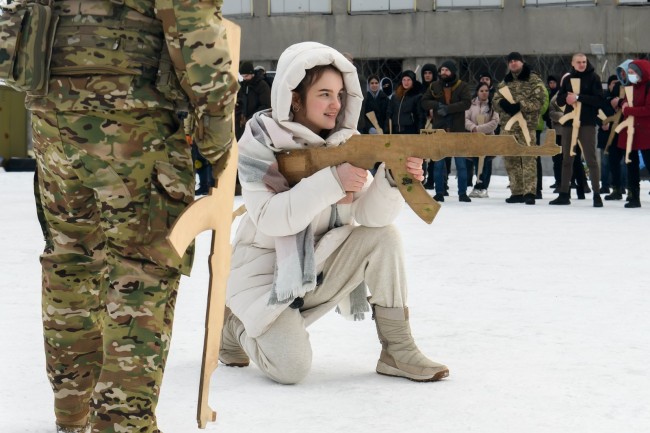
420, 78, 472, 132
556, 61, 604, 126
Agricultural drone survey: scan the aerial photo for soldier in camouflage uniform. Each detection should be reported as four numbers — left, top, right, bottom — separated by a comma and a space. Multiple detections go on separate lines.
24, 1, 238, 432
493, 52, 547, 205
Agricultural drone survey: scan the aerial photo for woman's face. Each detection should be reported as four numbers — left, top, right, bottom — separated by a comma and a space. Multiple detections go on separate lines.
293, 69, 344, 134
477, 85, 490, 102
402, 76, 413, 90
369, 79, 380, 93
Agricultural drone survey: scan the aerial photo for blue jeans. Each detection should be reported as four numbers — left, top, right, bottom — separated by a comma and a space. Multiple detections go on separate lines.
434, 157, 467, 195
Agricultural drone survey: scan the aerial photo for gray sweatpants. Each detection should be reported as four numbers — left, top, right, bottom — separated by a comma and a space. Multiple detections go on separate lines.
238, 225, 407, 384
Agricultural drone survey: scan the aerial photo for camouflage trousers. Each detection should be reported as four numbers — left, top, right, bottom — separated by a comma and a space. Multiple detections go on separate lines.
32, 108, 194, 433
503, 128, 537, 196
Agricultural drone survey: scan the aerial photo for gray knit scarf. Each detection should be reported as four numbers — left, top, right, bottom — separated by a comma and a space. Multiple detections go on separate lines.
238, 112, 369, 320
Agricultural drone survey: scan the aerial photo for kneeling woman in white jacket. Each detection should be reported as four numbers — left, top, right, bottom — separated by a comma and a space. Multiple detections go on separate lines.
220, 42, 448, 383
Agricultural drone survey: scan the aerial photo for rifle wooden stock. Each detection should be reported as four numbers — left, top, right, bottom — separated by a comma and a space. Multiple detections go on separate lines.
276, 130, 560, 224
605, 110, 622, 152
167, 18, 240, 430
499, 86, 532, 146
601, 85, 626, 152
558, 78, 582, 157
365, 111, 384, 134
614, 86, 635, 163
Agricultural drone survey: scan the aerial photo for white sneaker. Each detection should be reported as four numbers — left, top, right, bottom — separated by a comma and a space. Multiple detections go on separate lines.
468, 188, 480, 198
477, 189, 489, 198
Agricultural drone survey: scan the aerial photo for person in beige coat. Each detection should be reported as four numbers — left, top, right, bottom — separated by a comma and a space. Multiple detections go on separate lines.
465, 82, 500, 198
219, 42, 449, 384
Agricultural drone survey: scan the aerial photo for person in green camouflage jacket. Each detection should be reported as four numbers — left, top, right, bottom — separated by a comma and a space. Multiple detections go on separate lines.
26, 1, 238, 432
493, 52, 547, 205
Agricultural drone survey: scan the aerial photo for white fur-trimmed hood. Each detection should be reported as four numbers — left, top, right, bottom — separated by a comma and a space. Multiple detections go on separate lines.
270, 42, 363, 147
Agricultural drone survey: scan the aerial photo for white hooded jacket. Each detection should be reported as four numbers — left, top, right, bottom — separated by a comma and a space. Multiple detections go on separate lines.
226, 42, 406, 338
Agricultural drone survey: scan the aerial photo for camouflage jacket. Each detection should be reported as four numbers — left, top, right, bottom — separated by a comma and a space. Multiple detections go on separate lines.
25, 0, 238, 115
493, 64, 547, 133
25, 0, 238, 164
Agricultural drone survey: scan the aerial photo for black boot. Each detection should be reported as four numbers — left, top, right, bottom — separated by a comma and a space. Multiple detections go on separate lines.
433, 194, 445, 202
505, 194, 524, 204
625, 191, 641, 208
549, 192, 571, 205
604, 188, 623, 201
524, 193, 536, 205
593, 193, 603, 208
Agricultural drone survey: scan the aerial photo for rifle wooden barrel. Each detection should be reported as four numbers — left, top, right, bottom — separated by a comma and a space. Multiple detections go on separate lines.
276, 130, 559, 224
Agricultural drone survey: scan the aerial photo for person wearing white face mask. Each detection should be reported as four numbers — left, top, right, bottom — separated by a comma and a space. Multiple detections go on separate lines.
616, 59, 650, 208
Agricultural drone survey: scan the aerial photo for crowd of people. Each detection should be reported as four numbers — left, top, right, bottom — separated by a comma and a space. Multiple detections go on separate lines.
354, 53, 650, 207
27, 0, 647, 425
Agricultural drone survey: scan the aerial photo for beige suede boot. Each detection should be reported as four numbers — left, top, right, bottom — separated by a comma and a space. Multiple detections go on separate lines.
373, 305, 449, 382
219, 307, 250, 367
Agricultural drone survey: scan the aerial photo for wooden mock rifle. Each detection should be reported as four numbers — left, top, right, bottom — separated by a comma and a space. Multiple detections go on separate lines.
558, 78, 582, 157
167, 18, 240, 430
498, 86, 532, 146
598, 85, 626, 153
365, 111, 384, 134
614, 86, 636, 163
276, 129, 561, 224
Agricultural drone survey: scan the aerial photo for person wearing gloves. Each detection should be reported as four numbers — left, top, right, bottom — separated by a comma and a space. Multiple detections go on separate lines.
26, 1, 238, 432
493, 52, 547, 205
549, 53, 605, 207
420, 60, 473, 202
617, 59, 650, 208
219, 42, 449, 384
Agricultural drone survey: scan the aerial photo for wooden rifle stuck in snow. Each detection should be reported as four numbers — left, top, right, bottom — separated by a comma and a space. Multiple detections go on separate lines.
166, 18, 240, 430
276, 129, 561, 224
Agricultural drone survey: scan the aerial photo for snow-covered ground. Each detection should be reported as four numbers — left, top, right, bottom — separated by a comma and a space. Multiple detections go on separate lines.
1, 170, 648, 433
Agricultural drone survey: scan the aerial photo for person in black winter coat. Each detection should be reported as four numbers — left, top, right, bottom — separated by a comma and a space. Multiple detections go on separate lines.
421, 60, 472, 202
236, 61, 272, 139
549, 53, 605, 207
602, 75, 628, 200
419, 63, 438, 189
363, 74, 389, 134
385, 70, 422, 134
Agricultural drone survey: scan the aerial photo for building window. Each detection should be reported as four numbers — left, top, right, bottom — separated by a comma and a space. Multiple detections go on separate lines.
349, 0, 416, 13
222, 0, 253, 16
269, 0, 331, 15
523, 0, 595, 5
435, 0, 502, 9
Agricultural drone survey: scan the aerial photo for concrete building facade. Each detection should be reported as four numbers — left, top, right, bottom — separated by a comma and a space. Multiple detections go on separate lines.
227, 0, 650, 83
